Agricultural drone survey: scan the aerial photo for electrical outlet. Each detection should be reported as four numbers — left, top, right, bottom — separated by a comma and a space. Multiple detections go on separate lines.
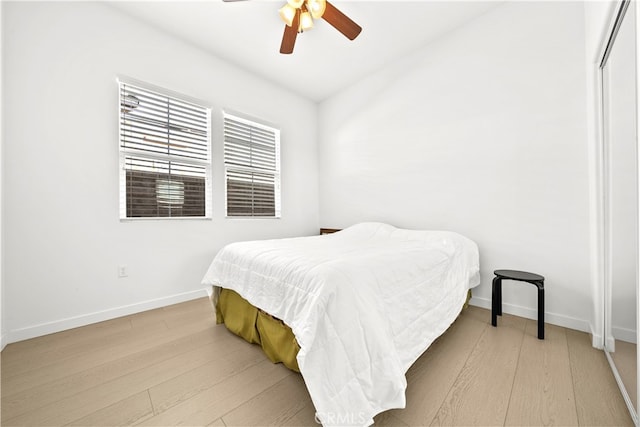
118, 265, 128, 278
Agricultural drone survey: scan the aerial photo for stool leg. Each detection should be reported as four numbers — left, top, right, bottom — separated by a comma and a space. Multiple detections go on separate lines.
492, 276, 501, 327
538, 285, 544, 340
497, 278, 502, 316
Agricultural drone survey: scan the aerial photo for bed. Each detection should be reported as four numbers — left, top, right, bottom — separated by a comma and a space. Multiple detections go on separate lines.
201, 222, 480, 426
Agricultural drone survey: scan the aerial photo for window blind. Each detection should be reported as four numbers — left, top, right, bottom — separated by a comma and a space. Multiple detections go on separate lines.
119, 80, 211, 219
223, 113, 280, 217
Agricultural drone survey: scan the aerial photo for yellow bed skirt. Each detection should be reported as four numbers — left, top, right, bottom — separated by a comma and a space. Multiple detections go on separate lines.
216, 288, 301, 372
215, 287, 473, 373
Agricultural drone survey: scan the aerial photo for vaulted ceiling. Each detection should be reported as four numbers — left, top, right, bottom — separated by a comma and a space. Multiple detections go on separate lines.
110, 1, 501, 102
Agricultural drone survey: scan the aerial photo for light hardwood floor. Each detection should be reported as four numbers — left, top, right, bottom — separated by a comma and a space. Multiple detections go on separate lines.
1, 297, 633, 426
611, 340, 637, 413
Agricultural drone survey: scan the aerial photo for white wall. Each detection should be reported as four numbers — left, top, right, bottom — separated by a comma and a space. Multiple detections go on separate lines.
318, 1, 592, 331
0, 0, 4, 349
2, 2, 319, 343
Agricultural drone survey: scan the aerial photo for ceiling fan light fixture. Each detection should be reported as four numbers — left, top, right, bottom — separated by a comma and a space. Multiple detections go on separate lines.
274, 0, 362, 54
287, 0, 304, 8
278, 4, 297, 26
307, 0, 326, 19
299, 9, 314, 31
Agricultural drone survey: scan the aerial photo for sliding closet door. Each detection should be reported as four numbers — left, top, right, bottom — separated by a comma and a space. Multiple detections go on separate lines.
603, 0, 638, 419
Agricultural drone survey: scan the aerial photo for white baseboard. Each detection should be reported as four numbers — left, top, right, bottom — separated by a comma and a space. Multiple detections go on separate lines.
591, 323, 604, 349
612, 326, 637, 344
3, 291, 603, 348
469, 296, 591, 334
5, 289, 209, 345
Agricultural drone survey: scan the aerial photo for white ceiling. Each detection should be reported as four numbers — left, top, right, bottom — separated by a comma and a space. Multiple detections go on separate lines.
109, 1, 501, 102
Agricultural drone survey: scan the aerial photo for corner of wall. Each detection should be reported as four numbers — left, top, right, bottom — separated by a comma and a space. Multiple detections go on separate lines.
583, 0, 620, 351
0, 0, 6, 352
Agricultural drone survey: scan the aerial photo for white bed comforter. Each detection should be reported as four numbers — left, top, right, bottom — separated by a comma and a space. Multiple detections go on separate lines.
201, 222, 480, 426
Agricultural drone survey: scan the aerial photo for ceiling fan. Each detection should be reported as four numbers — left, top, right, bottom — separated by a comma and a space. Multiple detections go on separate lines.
222, 0, 362, 54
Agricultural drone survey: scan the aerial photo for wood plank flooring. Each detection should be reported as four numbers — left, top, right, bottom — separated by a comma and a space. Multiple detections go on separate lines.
611, 339, 637, 413
1, 297, 632, 426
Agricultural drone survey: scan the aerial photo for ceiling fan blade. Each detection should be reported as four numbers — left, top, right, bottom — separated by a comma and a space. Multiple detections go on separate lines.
322, 1, 362, 41
280, 10, 300, 54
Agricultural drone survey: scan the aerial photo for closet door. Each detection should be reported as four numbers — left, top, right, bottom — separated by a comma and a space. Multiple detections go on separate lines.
602, 0, 638, 422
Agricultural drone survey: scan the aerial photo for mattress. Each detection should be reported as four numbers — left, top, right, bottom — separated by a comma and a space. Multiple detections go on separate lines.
201, 222, 480, 426
215, 287, 473, 373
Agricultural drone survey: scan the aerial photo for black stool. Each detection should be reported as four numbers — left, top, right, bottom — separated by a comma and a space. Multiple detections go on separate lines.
491, 269, 545, 339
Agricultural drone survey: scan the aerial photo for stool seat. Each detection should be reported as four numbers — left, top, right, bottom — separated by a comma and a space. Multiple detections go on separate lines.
492, 269, 545, 339
494, 269, 544, 283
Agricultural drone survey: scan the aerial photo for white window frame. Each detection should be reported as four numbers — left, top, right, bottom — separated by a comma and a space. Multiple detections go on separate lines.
118, 77, 212, 220
223, 111, 281, 218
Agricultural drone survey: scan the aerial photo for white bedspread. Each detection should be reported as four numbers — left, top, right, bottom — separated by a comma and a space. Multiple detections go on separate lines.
201, 222, 480, 426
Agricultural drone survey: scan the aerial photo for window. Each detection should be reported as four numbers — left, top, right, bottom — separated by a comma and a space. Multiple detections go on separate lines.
119, 79, 211, 219
223, 112, 281, 218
